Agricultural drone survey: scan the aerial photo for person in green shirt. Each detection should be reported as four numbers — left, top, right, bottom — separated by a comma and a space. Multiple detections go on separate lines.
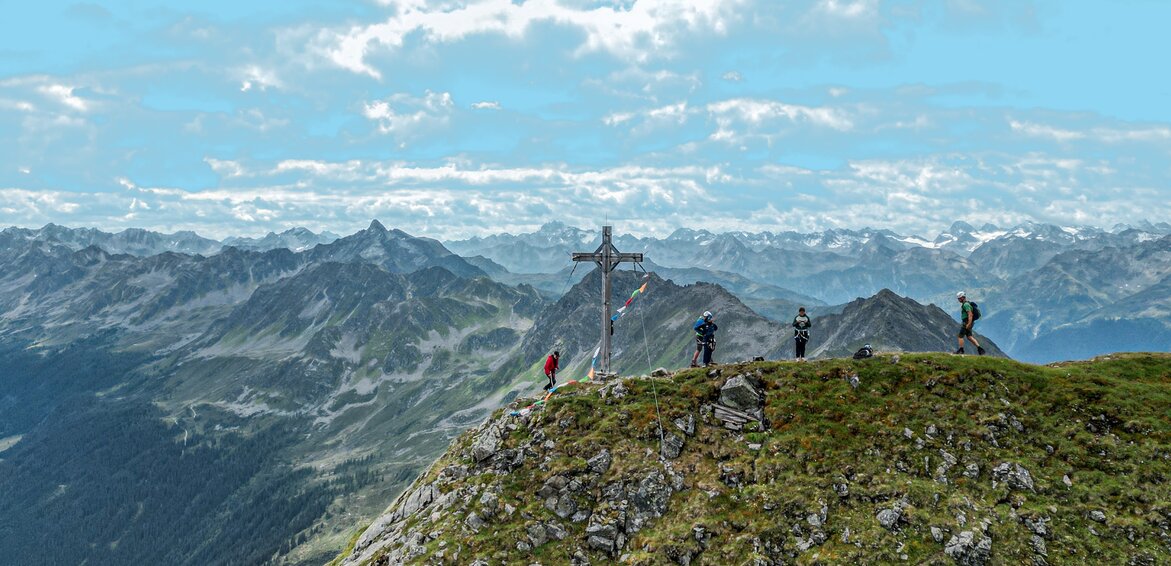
955, 291, 985, 355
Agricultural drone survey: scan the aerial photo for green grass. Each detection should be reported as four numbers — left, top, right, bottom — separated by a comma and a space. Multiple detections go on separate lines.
347, 353, 1171, 565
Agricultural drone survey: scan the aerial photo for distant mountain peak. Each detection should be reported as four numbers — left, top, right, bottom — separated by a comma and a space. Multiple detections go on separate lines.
947, 220, 975, 234
367, 219, 387, 232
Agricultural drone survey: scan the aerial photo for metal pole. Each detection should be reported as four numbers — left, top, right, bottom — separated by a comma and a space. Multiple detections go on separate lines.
601, 225, 613, 374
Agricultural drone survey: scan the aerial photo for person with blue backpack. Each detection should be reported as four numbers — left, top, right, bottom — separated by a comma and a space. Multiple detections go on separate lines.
690, 311, 718, 367
954, 291, 986, 355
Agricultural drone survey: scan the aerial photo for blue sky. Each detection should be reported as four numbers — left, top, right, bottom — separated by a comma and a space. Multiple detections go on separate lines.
2, 0, 1170, 239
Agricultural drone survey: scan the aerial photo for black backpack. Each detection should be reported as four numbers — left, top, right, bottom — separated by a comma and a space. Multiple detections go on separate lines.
853, 345, 873, 359
969, 302, 981, 321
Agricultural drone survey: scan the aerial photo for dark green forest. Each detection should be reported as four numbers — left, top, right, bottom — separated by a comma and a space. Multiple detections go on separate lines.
0, 341, 374, 566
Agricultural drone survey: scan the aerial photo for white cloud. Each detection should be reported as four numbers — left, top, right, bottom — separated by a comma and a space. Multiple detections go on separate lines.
238, 65, 283, 92
312, 0, 743, 78
36, 84, 91, 112
0, 99, 36, 112
1011, 119, 1171, 144
204, 158, 247, 178
816, 0, 877, 19
1009, 120, 1084, 142
471, 101, 501, 110
721, 70, 742, 82
362, 90, 454, 136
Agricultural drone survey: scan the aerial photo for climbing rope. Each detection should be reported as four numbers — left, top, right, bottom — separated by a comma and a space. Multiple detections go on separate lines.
635, 263, 667, 459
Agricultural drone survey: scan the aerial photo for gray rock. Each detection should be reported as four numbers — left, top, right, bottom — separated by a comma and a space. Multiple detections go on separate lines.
936, 450, 958, 483
471, 423, 503, 462
846, 373, 861, 389
651, 367, 671, 377
931, 526, 945, 543
718, 375, 764, 418
1031, 535, 1048, 557
903, 428, 914, 440
397, 483, 438, 520
1024, 516, 1051, 538
964, 463, 980, 479
552, 494, 577, 519
538, 475, 568, 498
588, 449, 612, 474
833, 481, 849, 498
661, 432, 685, 460
526, 523, 548, 547
588, 535, 615, 555
673, 414, 696, 436
1062, 474, 1072, 487
1089, 510, 1107, 523
547, 523, 569, 540
625, 471, 674, 534
877, 507, 903, 531
465, 512, 485, 532
944, 531, 992, 566
479, 491, 500, 518
992, 462, 1035, 492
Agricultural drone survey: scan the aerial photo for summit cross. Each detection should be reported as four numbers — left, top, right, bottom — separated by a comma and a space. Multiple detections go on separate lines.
571, 226, 643, 376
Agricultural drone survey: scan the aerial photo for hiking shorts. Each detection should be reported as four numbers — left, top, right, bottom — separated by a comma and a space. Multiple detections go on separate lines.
695, 335, 705, 352
957, 325, 973, 338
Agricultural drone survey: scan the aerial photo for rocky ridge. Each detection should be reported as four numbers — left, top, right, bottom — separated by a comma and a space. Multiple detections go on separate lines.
337, 353, 1171, 565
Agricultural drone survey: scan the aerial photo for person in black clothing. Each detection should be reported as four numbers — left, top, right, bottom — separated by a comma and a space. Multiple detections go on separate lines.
699, 314, 718, 366
792, 307, 811, 361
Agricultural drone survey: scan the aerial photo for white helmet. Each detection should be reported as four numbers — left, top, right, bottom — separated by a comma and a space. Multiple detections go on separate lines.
956, 291, 966, 299
703, 311, 713, 319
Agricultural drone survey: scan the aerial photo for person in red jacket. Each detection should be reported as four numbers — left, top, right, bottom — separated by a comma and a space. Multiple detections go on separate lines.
543, 351, 559, 391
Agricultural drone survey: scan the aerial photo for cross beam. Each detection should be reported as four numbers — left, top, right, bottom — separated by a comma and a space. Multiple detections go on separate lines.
571, 226, 643, 375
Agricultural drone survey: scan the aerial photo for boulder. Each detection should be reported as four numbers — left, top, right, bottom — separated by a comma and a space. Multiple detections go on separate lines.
992, 462, 1035, 492
661, 433, 685, 460
717, 375, 764, 420
588, 449, 612, 474
944, 531, 992, 566
471, 423, 502, 462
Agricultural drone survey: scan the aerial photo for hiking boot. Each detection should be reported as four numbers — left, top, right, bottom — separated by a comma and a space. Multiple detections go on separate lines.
954, 348, 964, 355
542, 383, 551, 391
977, 347, 986, 356
689, 362, 699, 368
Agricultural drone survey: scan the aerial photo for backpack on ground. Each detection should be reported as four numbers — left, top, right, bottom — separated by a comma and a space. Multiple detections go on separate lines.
852, 345, 873, 359
969, 302, 981, 321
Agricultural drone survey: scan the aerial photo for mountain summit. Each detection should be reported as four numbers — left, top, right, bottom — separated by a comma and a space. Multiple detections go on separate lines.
337, 353, 1171, 565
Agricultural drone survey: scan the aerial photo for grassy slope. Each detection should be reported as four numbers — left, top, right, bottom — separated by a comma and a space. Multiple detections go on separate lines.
353, 353, 1171, 565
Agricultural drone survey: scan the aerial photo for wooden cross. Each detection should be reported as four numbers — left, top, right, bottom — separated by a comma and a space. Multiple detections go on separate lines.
572, 226, 643, 375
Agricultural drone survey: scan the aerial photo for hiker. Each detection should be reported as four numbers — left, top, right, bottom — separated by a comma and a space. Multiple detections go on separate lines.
691, 311, 718, 367
853, 343, 874, 359
955, 291, 986, 355
701, 313, 718, 366
543, 350, 559, 390
792, 307, 811, 361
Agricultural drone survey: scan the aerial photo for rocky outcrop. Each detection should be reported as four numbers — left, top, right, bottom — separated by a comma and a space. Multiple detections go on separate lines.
338, 355, 1171, 566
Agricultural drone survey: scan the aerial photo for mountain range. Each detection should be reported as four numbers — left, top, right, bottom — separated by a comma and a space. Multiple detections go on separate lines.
0, 219, 1167, 564
446, 221, 1171, 362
